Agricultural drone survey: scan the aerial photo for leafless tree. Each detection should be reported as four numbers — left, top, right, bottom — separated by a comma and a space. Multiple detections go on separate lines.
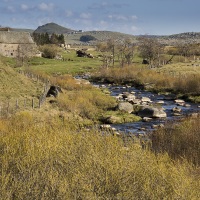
138, 37, 163, 67
16, 44, 37, 66
117, 38, 135, 67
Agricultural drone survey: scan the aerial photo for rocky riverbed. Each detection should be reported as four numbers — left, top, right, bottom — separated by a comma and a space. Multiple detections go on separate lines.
97, 84, 200, 136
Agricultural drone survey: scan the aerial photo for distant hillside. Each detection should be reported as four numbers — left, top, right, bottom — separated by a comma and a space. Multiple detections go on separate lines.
64, 30, 136, 45
34, 23, 75, 34
10, 22, 200, 45
167, 32, 200, 39
11, 28, 34, 34
135, 32, 200, 45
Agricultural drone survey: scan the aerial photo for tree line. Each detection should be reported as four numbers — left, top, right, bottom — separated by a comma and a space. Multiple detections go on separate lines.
32, 32, 65, 45
96, 37, 200, 68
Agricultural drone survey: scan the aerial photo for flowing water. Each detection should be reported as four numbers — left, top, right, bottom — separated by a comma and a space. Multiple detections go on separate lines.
98, 84, 200, 135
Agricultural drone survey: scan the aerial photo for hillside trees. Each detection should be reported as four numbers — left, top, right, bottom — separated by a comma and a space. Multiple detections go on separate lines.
80, 35, 97, 42
33, 32, 65, 45
175, 41, 200, 61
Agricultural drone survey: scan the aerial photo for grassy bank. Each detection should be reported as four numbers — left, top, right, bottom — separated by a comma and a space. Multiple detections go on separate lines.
0, 58, 43, 103
92, 64, 200, 102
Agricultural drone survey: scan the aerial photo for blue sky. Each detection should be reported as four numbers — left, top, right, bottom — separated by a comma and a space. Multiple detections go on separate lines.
1, 0, 200, 35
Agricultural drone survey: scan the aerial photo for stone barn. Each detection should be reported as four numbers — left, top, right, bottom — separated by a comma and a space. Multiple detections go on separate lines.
0, 30, 37, 58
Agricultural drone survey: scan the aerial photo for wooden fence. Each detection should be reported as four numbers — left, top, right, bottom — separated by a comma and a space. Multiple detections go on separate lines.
0, 71, 51, 118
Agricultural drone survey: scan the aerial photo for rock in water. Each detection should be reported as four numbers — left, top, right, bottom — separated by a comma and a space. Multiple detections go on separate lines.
138, 107, 167, 118
117, 102, 133, 113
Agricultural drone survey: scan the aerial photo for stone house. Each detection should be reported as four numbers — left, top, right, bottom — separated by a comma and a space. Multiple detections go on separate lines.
0, 30, 37, 58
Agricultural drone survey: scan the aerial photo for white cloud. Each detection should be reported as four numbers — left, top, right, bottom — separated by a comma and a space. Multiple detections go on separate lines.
80, 13, 92, 19
108, 14, 127, 21
130, 25, 139, 32
65, 10, 73, 17
108, 14, 138, 21
11, 17, 16, 22
38, 3, 54, 11
130, 15, 138, 20
99, 20, 108, 26
7, 6, 15, 12
21, 4, 29, 11
38, 17, 52, 26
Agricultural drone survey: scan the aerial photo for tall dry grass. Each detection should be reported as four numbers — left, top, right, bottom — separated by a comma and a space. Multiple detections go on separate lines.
151, 116, 200, 166
93, 65, 200, 97
57, 88, 117, 121
0, 112, 200, 199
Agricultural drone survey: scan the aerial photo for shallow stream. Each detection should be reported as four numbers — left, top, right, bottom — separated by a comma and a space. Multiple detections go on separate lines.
98, 84, 200, 135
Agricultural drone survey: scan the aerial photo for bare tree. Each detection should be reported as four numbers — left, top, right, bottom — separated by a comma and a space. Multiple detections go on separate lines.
116, 38, 135, 67
175, 41, 191, 62
16, 44, 37, 66
138, 37, 163, 67
96, 41, 114, 68
96, 38, 135, 68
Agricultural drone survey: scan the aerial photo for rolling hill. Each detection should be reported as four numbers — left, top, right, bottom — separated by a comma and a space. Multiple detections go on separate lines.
34, 22, 76, 34
5, 22, 200, 45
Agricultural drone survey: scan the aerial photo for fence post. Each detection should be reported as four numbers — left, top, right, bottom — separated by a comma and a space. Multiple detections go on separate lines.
39, 98, 41, 108
24, 98, 27, 108
16, 99, 19, 110
32, 99, 34, 109
7, 101, 9, 116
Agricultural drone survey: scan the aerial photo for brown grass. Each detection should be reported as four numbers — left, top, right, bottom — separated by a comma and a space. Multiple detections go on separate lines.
92, 65, 200, 99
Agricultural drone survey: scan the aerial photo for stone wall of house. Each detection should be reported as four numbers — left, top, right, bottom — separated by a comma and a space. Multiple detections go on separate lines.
0, 31, 37, 58
0, 44, 19, 57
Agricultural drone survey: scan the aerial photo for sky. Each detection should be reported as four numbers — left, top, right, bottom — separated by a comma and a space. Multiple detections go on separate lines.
1, 0, 200, 35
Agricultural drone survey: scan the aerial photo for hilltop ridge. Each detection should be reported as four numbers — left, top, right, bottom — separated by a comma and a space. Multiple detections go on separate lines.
34, 22, 76, 34
3, 23, 200, 45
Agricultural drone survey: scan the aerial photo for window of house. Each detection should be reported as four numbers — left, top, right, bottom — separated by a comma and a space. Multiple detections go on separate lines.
11, 53, 13, 56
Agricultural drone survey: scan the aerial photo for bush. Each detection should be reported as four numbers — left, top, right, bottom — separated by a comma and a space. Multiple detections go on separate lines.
80, 35, 97, 42
39, 44, 60, 59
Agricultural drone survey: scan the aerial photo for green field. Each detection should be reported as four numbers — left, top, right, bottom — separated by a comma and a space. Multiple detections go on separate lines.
26, 49, 101, 75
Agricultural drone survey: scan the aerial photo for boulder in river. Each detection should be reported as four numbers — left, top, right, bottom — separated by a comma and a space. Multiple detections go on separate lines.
138, 106, 167, 118
117, 102, 133, 113
142, 117, 152, 122
172, 107, 182, 113
141, 97, 152, 103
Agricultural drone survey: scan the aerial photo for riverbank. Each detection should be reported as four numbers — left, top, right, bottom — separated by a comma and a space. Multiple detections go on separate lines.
91, 64, 200, 103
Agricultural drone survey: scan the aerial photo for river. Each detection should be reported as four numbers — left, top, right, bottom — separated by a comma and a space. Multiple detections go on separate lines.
97, 83, 200, 136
